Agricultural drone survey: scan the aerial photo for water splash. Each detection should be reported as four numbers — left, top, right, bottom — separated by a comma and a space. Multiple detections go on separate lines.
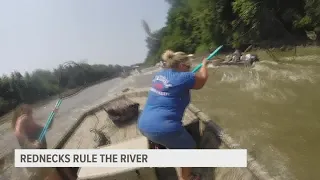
240, 71, 267, 91
259, 60, 279, 65
220, 72, 243, 83
253, 61, 316, 83
281, 55, 320, 62
216, 60, 315, 104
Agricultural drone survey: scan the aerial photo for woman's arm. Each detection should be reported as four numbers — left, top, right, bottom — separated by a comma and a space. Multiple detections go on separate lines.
192, 58, 209, 90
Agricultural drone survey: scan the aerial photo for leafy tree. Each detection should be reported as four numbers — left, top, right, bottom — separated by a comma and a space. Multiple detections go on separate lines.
0, 62, 131, 116
142, 0, 320, 65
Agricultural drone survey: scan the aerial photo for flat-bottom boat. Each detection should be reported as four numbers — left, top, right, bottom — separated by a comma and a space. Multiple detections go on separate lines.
212, 54, 259, 67
37, 88, 271, 180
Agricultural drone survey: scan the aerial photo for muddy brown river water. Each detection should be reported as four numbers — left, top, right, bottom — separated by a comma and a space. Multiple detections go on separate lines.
1, 49, 320, 180
192, 53, 320, 180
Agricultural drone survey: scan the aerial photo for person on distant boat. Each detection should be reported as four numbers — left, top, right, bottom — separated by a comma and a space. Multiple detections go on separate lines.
241, 53, 259, 66
160, 59, 166, 68
138, 50, 209, 180
232, 49, 242, 62
159, 60, 164, 67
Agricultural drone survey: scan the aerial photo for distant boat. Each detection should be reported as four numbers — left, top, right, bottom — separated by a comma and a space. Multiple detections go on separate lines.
120, 70, 130, 78
212, 53, 259, 67
132, 66, 141, 74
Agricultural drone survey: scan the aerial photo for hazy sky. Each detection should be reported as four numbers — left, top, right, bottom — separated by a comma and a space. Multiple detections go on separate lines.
0, 0, 169, 75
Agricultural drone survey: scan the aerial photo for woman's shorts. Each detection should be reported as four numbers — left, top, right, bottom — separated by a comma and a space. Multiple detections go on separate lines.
140, 128, 196, 149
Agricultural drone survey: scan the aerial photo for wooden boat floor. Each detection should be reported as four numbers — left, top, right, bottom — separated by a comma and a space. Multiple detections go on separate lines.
63, 96, 256, 180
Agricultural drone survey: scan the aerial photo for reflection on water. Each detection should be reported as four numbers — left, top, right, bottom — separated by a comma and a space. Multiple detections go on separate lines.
193, 55, 320, 180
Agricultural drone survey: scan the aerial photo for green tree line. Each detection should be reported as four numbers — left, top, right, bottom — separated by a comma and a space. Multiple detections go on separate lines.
144, 0, 320, 65
0, 62, 130, 116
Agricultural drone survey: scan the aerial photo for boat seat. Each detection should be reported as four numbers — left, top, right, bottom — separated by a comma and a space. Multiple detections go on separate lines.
77, 136, 158, 180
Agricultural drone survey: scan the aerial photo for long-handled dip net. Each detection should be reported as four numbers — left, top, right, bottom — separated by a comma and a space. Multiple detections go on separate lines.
38, 61, 91, 143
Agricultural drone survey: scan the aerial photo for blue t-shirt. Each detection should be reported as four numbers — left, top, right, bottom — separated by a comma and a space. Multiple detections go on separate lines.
138, 69, 196, 133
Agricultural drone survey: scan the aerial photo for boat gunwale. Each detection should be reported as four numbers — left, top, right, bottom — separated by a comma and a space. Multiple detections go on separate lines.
53, 88, 273, 180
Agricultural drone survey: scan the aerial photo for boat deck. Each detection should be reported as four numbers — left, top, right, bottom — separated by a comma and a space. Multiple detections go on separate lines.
62, 94, 256, 180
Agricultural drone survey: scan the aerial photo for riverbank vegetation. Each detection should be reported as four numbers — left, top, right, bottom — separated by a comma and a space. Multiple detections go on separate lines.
0, 62, 130, 117
143, 0, 320, 65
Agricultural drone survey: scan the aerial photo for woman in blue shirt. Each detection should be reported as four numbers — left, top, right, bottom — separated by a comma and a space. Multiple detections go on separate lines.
138, 50, 209, 180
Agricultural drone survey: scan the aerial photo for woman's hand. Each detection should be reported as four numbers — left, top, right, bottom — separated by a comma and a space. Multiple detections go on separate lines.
193, 58, 209, 90
202, 58, 209, 67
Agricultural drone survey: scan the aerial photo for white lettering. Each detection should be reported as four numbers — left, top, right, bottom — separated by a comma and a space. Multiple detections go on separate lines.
20, 154, 71, 163
120, 154, 148, 163
150, 88, 170, 96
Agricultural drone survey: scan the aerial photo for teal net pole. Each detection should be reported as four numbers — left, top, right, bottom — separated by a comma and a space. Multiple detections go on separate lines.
192, 45, 223, 73
37, 61, 88, 143
38, 98, 62, 142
